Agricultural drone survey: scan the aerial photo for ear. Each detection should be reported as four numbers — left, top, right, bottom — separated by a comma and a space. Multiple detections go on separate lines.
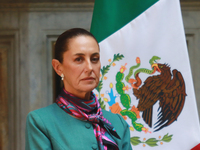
52, 59, 63, 76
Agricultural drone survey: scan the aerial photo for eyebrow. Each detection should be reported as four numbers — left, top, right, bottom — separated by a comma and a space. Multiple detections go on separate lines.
74, 52, 100, 56
92, 52, 100, 56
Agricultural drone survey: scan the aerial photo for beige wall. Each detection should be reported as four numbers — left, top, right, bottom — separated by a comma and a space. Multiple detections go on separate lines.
0, 2, 94, 149
181, 1, 200, 120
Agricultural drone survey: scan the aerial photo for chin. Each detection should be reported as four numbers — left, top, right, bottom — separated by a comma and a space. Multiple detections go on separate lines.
81, 84, 98, 92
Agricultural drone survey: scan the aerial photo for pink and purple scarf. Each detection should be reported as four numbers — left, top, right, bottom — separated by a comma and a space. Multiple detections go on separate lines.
56, 88, 120, 150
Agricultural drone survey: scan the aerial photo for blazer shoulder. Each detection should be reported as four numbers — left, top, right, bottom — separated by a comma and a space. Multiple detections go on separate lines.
26, 103, 70, 125
31, 103, 58, 114
27, 103, 61, 117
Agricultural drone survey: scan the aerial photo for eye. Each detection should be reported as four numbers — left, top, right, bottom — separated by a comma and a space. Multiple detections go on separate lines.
75, 57, 83, 62
91, 57, 99, 63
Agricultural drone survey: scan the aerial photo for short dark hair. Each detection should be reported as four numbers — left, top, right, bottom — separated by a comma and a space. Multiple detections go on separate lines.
54, 28, 98, 63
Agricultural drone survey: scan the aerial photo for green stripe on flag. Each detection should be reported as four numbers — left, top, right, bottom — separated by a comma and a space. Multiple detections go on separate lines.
90, 0, 159, 43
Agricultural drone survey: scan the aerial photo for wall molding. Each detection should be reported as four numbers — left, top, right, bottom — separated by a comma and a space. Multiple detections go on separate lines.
0, 1, 199, 12
0, 1, 200, 12
0, 30, 20, 150
185, 28, 200, 115
181, 2, 200, 11
0, 2, 94, 12
44, 30, 61, 106
0, 46, 9, 150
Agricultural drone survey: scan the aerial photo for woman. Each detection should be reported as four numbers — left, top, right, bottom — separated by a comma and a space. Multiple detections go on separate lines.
25, 28, 132, 150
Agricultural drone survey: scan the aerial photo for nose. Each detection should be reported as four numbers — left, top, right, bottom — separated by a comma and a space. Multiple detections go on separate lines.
85, 59, 93, 72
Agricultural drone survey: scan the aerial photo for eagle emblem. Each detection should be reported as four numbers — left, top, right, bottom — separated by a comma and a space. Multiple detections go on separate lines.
129, 58, 187, 131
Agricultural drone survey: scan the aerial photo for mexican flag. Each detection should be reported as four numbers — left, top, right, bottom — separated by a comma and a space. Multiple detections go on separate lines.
90, 0, 200, 149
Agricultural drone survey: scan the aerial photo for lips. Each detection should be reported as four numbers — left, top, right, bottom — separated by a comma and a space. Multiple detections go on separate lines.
82, 77, 95, 80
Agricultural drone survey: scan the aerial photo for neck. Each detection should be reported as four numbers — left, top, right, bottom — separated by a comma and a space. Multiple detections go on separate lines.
63, 88, 91, 100
84, 92, 91, 100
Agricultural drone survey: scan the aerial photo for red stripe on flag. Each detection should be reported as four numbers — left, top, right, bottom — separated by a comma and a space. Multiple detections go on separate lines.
191, 143, 200, 150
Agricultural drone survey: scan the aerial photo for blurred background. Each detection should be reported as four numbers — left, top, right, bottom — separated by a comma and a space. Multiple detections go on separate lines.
0, 0, 199, 149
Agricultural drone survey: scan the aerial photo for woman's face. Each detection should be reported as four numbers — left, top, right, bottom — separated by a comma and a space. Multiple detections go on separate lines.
60, 35, 100, 98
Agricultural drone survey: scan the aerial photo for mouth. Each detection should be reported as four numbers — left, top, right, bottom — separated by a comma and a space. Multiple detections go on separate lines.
82, 77, 95, 81
151, 63, 161, 73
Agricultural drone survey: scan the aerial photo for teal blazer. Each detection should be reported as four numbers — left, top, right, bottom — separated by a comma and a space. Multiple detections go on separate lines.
25, 103, 132, 150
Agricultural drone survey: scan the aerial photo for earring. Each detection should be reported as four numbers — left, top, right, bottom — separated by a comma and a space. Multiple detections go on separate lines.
61, 73, 64, 80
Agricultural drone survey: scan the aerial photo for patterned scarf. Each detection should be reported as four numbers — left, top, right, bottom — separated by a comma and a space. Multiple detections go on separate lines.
56, 88, 120, 150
